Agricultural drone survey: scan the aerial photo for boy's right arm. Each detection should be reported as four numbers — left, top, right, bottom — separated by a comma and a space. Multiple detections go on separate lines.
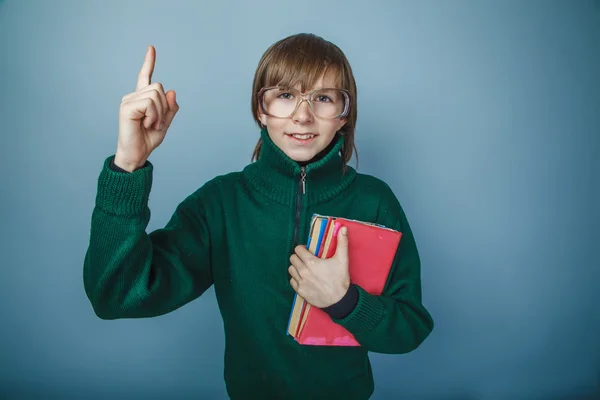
83, 156, 213, 319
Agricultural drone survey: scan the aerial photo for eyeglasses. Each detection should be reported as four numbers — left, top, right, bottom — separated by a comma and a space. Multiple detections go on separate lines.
258, 86, 350, 119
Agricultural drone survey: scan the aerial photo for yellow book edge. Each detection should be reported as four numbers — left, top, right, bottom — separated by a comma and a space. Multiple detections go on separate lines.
287, 216, 323, 337
296, 217, 337, 337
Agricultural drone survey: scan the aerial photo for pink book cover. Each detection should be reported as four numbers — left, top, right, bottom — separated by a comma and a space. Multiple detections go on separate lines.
296, 217, 402, 346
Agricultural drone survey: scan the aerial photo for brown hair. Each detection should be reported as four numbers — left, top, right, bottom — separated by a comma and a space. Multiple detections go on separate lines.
250, 33, 358, 170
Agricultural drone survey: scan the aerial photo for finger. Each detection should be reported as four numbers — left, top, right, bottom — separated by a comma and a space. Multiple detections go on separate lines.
128, 83, 169, 117
123, 89, 164, 129
122, 95, 160, 130
154, 84, 169, 122
140, 83, 169, 121
334, 226, 349, 263
290, 277, 299, 291
141, 98, 160, 130
139, 98, 159, 130
288, 265, 302, 281
289, 254, 305, 271
121, 97, 159, 130
162, 90, 180, 128
147, 90, 164, 129
149, 90, 164, 129
294, 245, 315, 264
136, 45, 156, 91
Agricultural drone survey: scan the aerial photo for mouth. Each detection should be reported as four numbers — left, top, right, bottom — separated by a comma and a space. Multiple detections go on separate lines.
286, 132, 318, 144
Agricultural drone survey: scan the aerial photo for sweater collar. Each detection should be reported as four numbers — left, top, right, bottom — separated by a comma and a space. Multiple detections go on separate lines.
242, 127, 356, 206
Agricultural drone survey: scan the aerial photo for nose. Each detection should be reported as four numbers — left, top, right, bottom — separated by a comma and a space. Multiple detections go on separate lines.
292, 99, 314, 123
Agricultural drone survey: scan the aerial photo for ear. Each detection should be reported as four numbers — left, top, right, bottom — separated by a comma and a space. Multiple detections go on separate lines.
258, 110, 268, 128
336, 117, 347, 134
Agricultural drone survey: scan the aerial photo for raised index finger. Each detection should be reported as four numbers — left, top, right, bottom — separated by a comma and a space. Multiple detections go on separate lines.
136, 45, 155, 91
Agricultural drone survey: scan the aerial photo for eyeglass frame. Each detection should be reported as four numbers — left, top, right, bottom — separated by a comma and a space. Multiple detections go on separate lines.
257, 86, 351, 119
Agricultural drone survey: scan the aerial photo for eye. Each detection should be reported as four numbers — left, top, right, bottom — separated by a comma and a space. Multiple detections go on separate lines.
314, 95, 332, 103
277, 92, 295, 100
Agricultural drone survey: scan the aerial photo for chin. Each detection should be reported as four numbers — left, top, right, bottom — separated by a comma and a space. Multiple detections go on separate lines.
288, 155, 312, 163
286, 150, 315, 163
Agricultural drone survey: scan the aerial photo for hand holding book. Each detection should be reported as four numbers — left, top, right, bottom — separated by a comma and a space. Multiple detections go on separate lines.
288, 226, 351, 309
287, 214, 402, 346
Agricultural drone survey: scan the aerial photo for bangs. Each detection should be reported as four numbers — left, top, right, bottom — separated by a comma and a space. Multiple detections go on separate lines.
261, 37, 348, 92
251, 33, 358, 170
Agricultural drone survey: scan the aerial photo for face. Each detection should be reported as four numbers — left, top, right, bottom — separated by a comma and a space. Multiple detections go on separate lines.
258, 72, 347, 163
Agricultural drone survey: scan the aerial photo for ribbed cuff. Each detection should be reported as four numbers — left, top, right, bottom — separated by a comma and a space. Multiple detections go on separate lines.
95, 155, 154, 216
321, 284, 359, 319
331, 284, 385, 337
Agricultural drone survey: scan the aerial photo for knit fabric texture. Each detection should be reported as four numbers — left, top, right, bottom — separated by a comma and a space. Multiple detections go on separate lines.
83, 127, 434, 400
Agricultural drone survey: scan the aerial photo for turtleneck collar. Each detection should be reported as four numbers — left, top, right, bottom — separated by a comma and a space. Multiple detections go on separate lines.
242, 127, 356, 206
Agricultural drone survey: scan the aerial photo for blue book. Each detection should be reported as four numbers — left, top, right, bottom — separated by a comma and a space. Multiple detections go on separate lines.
286, 215, 329, 336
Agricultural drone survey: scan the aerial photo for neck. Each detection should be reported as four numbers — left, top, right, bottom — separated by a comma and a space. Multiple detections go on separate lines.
242, 127, 356, 206
296, 135, 339, 167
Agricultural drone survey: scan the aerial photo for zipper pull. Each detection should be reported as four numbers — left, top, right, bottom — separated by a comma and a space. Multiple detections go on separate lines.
301, 167, 306, 194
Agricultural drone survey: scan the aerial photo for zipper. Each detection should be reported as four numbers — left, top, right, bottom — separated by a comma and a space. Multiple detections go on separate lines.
293, 167, 306, 246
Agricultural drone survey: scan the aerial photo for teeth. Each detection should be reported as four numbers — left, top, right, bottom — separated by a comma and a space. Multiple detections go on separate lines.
292, 134, 314, 139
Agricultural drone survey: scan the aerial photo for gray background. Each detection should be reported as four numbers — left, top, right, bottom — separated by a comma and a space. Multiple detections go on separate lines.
1, 0, 599, 399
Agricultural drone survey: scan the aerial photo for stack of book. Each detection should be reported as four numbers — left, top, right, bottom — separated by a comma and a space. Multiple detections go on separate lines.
286, 214, 402, 346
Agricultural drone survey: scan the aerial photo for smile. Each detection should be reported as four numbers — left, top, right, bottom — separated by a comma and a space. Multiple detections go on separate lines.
286, 133, 317, 142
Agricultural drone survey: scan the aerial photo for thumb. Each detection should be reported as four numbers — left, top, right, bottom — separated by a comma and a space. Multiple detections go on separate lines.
163, 90, 180, 128
334, 226, 349, 263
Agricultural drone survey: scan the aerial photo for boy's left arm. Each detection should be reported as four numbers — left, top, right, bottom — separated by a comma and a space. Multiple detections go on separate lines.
327, 189, 434, 354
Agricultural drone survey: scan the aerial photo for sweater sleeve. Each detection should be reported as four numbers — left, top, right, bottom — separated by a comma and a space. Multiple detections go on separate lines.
83, 155, 213, 319
109, 157, 150, 173
330, 185, 434, 354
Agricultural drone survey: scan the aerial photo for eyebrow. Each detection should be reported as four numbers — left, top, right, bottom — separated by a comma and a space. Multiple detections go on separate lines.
278, 85, 340, 91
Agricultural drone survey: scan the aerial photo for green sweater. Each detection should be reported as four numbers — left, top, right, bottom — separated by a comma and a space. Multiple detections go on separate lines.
83, 127, 434, 399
